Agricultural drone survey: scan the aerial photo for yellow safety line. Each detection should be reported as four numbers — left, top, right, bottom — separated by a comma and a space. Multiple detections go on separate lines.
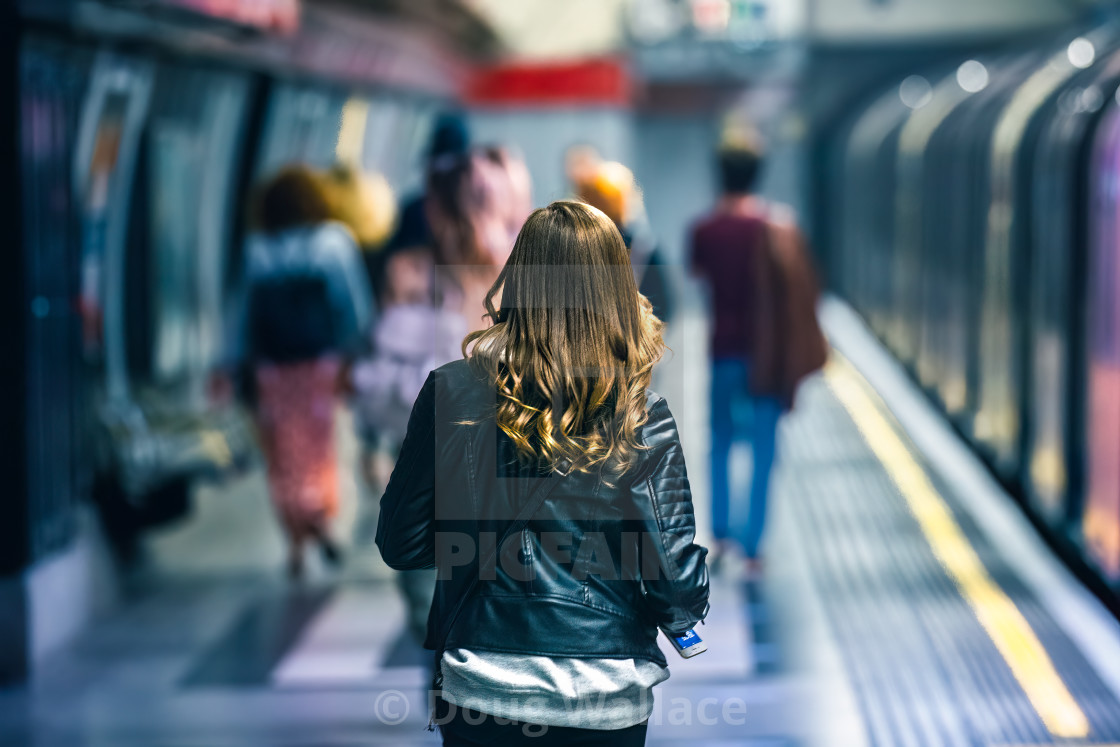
823, 355, 1091, 739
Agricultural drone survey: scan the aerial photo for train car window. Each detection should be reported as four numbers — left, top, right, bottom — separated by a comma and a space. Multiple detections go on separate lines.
399, 103, 440, 195
138, 65, 252, 392
360, 97, 431, 192
257, 82, 441, 195
255, 85, 350, 179
357, 98, 396, 171
73, 52, 154, 403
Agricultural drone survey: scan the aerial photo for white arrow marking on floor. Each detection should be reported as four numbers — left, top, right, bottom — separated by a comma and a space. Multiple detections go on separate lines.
271, 586, 425, 688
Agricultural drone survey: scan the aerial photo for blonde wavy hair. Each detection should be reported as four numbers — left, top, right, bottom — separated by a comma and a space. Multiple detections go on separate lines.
464, 200, 665, 475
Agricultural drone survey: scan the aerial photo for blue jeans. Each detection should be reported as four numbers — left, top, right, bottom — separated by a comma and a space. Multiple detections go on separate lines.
709, 358, 781, 559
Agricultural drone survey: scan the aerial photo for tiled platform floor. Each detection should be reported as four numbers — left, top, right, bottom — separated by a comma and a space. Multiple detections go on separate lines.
3, 301, 1119, 746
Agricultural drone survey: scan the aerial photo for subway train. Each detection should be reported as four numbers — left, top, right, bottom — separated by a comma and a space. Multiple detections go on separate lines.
823, 19, 1120, 598
7, 1, 494, 572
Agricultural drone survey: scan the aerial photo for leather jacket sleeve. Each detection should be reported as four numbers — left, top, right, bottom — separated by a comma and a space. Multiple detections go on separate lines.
375, 371, 436, 570
640, 398, 710, 635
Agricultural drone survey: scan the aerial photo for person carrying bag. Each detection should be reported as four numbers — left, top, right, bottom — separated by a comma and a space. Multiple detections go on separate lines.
690, 139, 826, 575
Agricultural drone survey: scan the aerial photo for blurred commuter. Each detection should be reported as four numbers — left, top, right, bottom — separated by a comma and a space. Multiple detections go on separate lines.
482, 144, 534, 247
377, 201, 709, 745
353, 146, 528, 642
425, 145, 529, 293
322, 163, 398, 298
358, 147, 527, 447
240, 165, 374, 580
577, 161, 676, 323
689, 141, 826, 574
564, 141, 601, 195
384, 111, 471, 272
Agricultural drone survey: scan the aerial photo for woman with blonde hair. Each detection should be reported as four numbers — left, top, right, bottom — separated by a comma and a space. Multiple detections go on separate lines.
377, 201, 709, 745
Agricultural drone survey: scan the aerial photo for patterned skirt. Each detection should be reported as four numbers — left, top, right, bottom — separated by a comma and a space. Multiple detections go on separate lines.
254, 357, 341, 541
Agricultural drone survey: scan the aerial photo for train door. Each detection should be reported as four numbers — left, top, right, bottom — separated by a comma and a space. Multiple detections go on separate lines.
1084, 103, 1120, 584
867, 112, 908, 343
143, 66, 252, 394
895, 68, 972, 389
924, 55, 1008, 420
954, 53, 1040, 440
74, 52, 153, 410
1026, 53, 1120, 529
121, 62, 258, 486
79, 54, 259, 546
976, 36, 1101, 478
71, 51, 158, 544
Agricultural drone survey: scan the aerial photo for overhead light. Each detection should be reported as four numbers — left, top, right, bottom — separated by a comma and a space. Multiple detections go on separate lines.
1068, 37, 1095, 69
957, 60, 989, 93
899, 75, 933, 109
1081, 85, 1104, 113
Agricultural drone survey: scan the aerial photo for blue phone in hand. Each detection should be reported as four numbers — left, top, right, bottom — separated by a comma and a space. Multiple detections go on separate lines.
664, 628, 707, 658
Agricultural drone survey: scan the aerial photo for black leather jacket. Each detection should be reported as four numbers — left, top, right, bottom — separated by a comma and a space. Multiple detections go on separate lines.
376, 359, 709, 667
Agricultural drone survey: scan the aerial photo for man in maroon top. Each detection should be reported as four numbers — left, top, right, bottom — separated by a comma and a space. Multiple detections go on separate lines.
689, 143, 783, 572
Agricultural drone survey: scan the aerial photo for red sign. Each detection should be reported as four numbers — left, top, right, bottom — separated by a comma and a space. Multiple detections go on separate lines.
467, 58, 632, 108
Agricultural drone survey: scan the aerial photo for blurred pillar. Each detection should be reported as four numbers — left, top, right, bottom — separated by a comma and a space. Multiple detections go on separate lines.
0, 0, 30, 685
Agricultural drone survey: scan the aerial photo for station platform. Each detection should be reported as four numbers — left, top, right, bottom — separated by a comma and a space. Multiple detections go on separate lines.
3, 298, 1120, 746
